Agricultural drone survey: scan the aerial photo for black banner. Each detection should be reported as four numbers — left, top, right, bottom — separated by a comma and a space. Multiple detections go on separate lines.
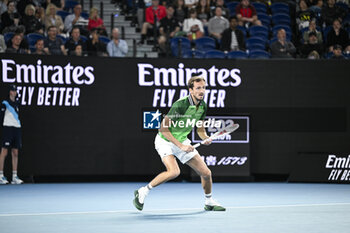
0, 54, 350, 179
289, 153, 350, 183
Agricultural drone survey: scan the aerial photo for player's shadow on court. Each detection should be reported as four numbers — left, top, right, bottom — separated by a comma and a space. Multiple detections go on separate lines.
134, 210, 206, 220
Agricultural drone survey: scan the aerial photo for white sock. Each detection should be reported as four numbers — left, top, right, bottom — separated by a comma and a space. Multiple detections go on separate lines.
146, 184, 153, 190
205, 193, 212, 200
12, 171, 17, 178
0, 171, 3, 177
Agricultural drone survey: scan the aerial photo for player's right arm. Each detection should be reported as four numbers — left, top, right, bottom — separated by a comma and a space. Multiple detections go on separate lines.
159, 116, 194, 153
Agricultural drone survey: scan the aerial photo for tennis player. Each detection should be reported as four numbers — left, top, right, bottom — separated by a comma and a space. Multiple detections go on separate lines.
0, 85, 23, 185
133, 76, 225, 211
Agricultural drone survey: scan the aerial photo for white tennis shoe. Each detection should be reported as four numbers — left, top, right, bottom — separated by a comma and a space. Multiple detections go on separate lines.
11, 176, 23, 184
204, 198, 226, 211
0, 176, 9, 184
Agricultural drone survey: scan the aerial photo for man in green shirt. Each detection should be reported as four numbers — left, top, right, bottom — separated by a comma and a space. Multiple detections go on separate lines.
133, 76, 225, 211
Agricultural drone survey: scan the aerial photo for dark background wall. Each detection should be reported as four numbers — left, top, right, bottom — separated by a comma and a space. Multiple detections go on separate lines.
0, 54, 349, 181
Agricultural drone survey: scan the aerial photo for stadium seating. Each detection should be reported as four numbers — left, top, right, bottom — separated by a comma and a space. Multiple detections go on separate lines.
204, 50, 226, 58
99, 36, 111, 44
249, 50, 271, 59
227, 50, 248, 59
194, 37, 216, 51
270, 2, 289, 15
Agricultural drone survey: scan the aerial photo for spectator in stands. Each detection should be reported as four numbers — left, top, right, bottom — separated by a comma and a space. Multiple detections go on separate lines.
184, 0, 198, 9
212, 0, 230, 19
44, 3, 64, 33
326, 19, 349, 52
331, 44, 345, 59
196, 0, 210, 26
32, 38, 48, 54
208, 7, 229, 41
107, 27, 128, 57
302, 19, 322, 44
0, 34, 6, 52
221, 16, 245, 52
139, 0, 167, 44
296, 0, 316, 31
235, 0, 261, 27
86, 28, 107, 56
72, 44, 83, 56
321, 0, 347, 26
0, 0, 7, 15
88, 7, 107, 36
44, 26, 66, 55
306, 0, 323, 14
174, 0, 187, 26
270, 28, 296, 58
158, 6, 180, 56
307, 50, 320, 59
1, 0, 23, 33
299, 31, 324, 58
183, 8, 204, 40
5, 33, 28, 53
6, 27, 29, 51
65, 26, 86, 55
16, 0, 37, 17
64, 4, 86, 33
21, 4, 43, 34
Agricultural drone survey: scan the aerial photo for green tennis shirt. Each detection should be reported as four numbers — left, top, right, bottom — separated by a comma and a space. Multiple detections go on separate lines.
159, 95, 207, 143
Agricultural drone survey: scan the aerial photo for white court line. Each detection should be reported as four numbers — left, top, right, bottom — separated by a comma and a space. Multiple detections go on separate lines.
0, 203, 350, 217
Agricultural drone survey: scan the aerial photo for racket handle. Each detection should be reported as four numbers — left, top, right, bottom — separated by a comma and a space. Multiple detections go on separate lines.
193, 143, 201, 148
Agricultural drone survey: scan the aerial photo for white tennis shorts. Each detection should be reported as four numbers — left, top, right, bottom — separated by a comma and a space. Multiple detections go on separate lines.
154, 134, 199, 164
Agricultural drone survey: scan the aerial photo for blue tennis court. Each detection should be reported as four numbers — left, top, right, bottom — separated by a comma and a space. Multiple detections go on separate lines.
1, 182, 349, 233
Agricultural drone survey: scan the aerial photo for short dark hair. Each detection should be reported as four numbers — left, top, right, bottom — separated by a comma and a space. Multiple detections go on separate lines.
230, 15, 238, 21
48, 26, 57, 31
188, 76, 206, 89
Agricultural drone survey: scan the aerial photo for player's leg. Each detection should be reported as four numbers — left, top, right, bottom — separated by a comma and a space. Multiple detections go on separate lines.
150, 155, 180, 187
11, 148, 23, 184
0, 148, 9, 184
133, 155, 180, 211
186, 154, 225, 211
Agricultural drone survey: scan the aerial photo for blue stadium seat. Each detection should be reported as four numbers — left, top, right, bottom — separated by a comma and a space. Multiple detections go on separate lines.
65, 0, 79, 12
323, 26, 333, 43
252, 2, 267, 14
26, 33, 44, 46
171, 37, 191, 57
183, 50, 205, 58
257, 13, 271, 27
194, 37, 216, 51
246, 37, 266, 50
336, 2, 349, 11
237, 25, 247, 38
56, 34, 67, 43
270, 2, 289, 15
57, 10, 70, 21
249, 25, 269, 39
227, 2, 239, 16
4, 32, 14, 43
227, 50, 248, 59
81, 11, 89, 19
272, 13, 291, 26
204, 50, 226, 58
249, 49, 271, 59
99, 36, 110, 44
80, 35, 88, 42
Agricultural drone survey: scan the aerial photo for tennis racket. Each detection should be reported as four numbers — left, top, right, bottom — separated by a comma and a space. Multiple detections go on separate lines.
193, 123, 240, 148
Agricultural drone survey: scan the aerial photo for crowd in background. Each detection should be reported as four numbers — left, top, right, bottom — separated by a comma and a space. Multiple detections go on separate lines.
0, 0, 349, 59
